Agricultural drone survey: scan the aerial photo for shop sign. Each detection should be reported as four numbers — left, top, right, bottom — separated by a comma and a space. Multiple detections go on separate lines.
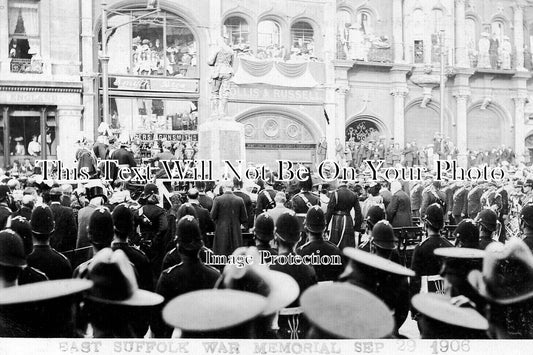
229, 84, 325, 104
108, 75, 199, 93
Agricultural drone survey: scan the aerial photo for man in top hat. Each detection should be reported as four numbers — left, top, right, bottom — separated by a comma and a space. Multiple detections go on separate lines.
344, 222, 413, 334
0, 185, 13, 229
27, 205, 72, 280
232, 177, 253, 232
468, 238, 533, 338
73, 206, 115, 278
111, 204, 153, 292
290, 173, 320, 214
136, 183, 168, 277
163, 289, 267, 338
325, 180, 363, 249
412, 293, 488, 339
153, 216, 220, 338
297, 206, 343, 282
253, 212, 277, 264
301, 283, 394, 339
519, 205, 533, 253
411, 203, 453, 297
476, 209, 498, 250
211, 180, 248, 256
255, 173, 277, 216
76, 181, 108, 248
187, 188, 215, 247
48, 187, 77, 252
82, 248, 163, 338
270, 212, 317, 306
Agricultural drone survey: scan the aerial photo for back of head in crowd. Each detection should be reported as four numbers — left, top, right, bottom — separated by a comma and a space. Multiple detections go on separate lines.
112, 204, 134, 242
0, 230, 27, 287
424, 203, 444, 233
30, 205, 55, 244
88, 207, 114, 251
275, 212, 300, 251
176, 216, 203, 257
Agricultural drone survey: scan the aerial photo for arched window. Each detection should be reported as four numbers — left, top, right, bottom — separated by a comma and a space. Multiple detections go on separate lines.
432, 8, 444, 34
291, 21, 314, 56
466, 18, 477, 67
106, 10, 198, 77
224, 16, 249, 46
257, 20, 281, 51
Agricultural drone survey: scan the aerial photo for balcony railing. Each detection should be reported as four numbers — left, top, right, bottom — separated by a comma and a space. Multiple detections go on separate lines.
10, 58, 43, 74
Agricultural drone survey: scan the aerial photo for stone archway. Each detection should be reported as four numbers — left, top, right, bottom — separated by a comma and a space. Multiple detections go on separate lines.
345, 118, 381, 142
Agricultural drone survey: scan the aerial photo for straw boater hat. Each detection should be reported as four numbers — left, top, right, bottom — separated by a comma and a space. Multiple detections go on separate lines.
86, 248, 164, 306
301, 283, 394, 338
468, 238, 533, 305
343, 247, 416, 277
0, 279, 93, 306
163, 289, 267, 332
411, 293, 489, 330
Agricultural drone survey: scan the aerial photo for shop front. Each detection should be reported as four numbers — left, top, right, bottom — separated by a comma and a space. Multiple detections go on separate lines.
100, 8, 200, 161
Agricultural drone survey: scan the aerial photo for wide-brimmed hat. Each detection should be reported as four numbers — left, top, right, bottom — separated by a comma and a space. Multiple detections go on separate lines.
468, 238, 533, 305
220, 247, 299, 316
301, 283, 394, 338
411, 293, 488, 330
0, 279, 93, 306
163, 289, 267, 332
343, 247, 415, 277
86, 248, 164, 306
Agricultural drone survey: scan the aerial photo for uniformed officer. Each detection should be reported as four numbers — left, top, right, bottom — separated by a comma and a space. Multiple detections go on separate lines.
297, 206, 343, 282
410, 203, 453, 298
153, 216, 220, 338
301, 283, 394, 339
290, 174, 319, 214
48, 187, 77, 252
111, 204, 153, 292
0, 230, 28, 289
420, 180, 447, 219
453, 219, 480, 249
83, 248, 163, 338
325, 181, 363, 249
255, 173, 277, 216
253, 212, 277, 264
136, 183, 168, 278
411, 293, 488, 339
519, 205, 533, 253
27, 205, 72, 280
476, 209, 498, 250
343, 231, 414, 335
358, 205, 386, 247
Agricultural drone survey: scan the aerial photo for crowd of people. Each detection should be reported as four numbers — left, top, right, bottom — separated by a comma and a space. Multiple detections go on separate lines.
336, 135, 517, 169
2, 147, 533, 339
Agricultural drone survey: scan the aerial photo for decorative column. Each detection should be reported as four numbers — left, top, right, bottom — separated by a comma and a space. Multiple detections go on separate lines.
392, 0, 404, 63
335, 86, 350, 149
2, 107, 9, 167
81, 0, 96, 140
56, 105, 84, 168
453, 88, 471, 167
513, 2, 525, 71
514, 93, 528, 163
390, 87, 408, 147
455, 0, 468, 68
40, 107, 47, 160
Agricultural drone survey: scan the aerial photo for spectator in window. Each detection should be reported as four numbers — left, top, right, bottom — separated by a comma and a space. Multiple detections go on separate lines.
27, 135, 40, 156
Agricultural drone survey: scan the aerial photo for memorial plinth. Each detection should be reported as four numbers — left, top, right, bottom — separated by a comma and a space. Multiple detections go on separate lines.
198, 117, 246, 179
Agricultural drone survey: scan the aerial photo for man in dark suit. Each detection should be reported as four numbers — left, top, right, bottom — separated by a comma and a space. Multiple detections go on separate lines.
195, 181, 213, 212
325, 181, 363, 249
410, 180, 425, 218
232, 177, 253, 231
452, 182, 470, 224
27, 205, 72, 280
386, 181, 412, 228
187, 188, 215, 248
211, 181, 248, 256
109, 138, 137, 181
48, 187, 77, 252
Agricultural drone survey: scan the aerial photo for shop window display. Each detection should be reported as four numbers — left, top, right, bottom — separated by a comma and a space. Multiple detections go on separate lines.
107, 10, 198, 78
9, 114, 55, 157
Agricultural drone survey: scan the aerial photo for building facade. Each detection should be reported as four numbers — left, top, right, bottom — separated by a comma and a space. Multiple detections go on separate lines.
3, 0, 533, 169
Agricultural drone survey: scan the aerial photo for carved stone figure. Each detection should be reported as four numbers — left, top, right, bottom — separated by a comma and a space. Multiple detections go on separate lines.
208, 36, 234, 118
477, 32, 491, 69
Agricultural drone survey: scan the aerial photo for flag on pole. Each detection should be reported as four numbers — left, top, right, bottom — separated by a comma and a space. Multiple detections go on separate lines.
323, 108, 330, 125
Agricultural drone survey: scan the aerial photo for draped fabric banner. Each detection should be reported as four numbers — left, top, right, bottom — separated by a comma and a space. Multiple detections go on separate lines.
232, 57, 325, 87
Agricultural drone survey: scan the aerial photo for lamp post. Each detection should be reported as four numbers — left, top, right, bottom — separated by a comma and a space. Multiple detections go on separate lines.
99, 0, 160, 125
439, 30, 446, 153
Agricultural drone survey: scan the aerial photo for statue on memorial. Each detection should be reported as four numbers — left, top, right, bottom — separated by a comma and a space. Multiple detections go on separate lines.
477, 32, 491, 69
208, 36, 234, 118
501, 35, 512, 70
316, 137, 327, 165
489, 32, 500, 69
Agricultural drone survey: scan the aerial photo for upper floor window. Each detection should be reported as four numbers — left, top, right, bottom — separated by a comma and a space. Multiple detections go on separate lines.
291, 22, 314, 57
257, 20, 281, 52
8, 0, 42, 73
106, 10, 198, 78
432, 8, 444, 34
224, 16, 249, 49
